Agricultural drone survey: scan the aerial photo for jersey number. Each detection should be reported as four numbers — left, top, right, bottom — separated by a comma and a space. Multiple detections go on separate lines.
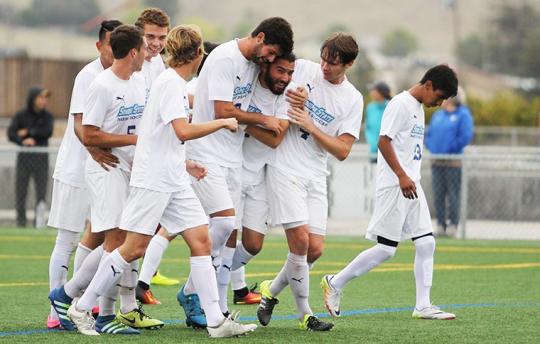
413, 144, 422, 161
299, 128, 310, 140
127, 125, 136, 135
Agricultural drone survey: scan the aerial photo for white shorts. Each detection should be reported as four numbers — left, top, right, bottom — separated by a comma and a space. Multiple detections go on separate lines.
120, 186, 208, 236
48, 179, 90, 233
267, 166, 328, 236
190, 161, 242, 216
236, 168, 269, 234
85, 166, 130, 233
366, 184, 433, 243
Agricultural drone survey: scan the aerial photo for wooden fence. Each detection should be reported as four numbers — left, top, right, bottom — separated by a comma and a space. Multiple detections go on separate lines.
0, 57, 88, 118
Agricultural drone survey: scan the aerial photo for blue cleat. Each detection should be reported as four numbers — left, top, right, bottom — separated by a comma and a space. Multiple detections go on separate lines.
48, 286, 75, 331
176, 285, 207, 328
95, 315, 141, 334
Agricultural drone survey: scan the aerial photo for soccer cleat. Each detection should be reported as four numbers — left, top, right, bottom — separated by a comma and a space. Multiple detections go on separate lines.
207, 316, 257, 338
48, 286, 75, 331
233, 283, 262, 305
298, 314, 334, 331
256, 280, 279, 326
117, 306, 164, 329
95, 315, 140, 334
321, 274, 342, 317
177, 285, 207, 328
412, 305, 456, 320
151, 271, 180, 286
67, 304, 99, 336
136, 286, 162, 305
47, 315, 61, 329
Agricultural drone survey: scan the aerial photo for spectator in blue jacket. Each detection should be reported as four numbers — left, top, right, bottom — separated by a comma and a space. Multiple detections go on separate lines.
425, 88, 474, 237
364, 81, 391, 163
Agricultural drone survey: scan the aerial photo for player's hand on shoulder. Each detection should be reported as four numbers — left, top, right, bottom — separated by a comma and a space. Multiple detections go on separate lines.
398, 175, 417, 199
186, 160, 208, 181
221, 118, 238, 132
88, 147, 119, 171
286, 86, 307, 108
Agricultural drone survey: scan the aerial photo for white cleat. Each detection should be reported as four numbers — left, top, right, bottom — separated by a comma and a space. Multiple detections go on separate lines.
207, 317, 257, 338
321, 274, 342, 317
412, 305, 456, 320
67, 304, 99, 335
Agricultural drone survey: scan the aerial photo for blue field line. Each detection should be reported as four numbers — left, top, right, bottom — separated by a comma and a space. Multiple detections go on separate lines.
1, 302, 539, 337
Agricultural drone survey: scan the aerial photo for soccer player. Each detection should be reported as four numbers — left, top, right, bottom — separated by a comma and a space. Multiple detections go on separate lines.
66, 25, 258, 338
50, 24, 161, 334
178, 17, 294, 327
136, 40, 220, 306
321, 65, 458, 321
256, 33, 364, 331
226, 54, 301, 306
46, 19, 122, 329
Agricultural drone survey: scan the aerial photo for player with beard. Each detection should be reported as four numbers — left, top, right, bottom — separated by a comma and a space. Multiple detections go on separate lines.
178, 17, 296, 328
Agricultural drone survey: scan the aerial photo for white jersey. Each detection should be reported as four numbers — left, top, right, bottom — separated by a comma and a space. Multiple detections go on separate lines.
83, 69, 147, 173
138, 55, 166, 93
53, 58, 104, 188
130, 69, 191, 192
186, 77, 197, 97
376, 90, 425, 190
272, 59, 364, 180
186, 39, 258, 167
242, 79, 289, 174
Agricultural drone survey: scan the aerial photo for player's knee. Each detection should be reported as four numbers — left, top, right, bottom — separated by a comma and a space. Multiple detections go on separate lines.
307, 247, 323, 262
377, 244, 397, 260
190, 236, 212, 256
244, 240, 263, 255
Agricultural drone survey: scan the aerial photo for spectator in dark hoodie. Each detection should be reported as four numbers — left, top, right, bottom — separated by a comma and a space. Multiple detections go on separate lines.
8, 86, 54, 227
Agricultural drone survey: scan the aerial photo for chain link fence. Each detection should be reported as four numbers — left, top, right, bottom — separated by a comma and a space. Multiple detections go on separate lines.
0, 144, 539, 240
328, 145, 540, 240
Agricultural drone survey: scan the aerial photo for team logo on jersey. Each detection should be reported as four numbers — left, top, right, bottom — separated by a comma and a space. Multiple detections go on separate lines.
117, 103, 145, 122
233, 83, 253, 101
305, 99, 335, 127
306, 83, 315, 92
410, 124, 425, 138
247, 104, 262, 113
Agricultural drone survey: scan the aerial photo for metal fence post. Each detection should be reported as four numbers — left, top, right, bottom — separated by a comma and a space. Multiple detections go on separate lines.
459, 154, 468, 239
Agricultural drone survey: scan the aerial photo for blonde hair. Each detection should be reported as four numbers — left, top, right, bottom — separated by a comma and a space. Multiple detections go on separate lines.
165, 25, 204, 68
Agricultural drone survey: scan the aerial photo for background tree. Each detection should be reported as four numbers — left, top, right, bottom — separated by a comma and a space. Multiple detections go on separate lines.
380, 28, 419, 57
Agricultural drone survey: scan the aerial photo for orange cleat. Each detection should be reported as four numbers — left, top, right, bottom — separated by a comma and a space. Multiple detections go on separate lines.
136, 286, 162, 305
233, 284, 262, 305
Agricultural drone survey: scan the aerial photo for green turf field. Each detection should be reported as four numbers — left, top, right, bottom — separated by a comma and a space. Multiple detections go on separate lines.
1, 228, 539, 343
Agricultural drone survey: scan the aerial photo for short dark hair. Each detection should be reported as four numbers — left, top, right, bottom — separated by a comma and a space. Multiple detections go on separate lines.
197, 41, 219, 75
420, 65, 458, 98
98, 20, 123, 42
321, 33, 358, 65
135, 7, 170, 29
275, 52, 296, 63
110, 25, 144, 59
251, 17, 293, 56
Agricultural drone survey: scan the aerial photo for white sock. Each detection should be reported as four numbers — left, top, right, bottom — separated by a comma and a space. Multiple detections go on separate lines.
119, 260, 139, 314
73, 243, 92, 273
217, 246, 235, 313
139, 235, 169, 285
209, 216, 235, 261
269, 264, 289, 297
307, 262, 315, 270
231, 267, 247, 291
189, 256, 225, 327
414, 236, 435, 310
231, 241, 254, 271
49, 229, 79, 318
77, 249, 128, 312
332, 244, 396, 290
64, 245, 104, 299
285, 252, 312, 319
